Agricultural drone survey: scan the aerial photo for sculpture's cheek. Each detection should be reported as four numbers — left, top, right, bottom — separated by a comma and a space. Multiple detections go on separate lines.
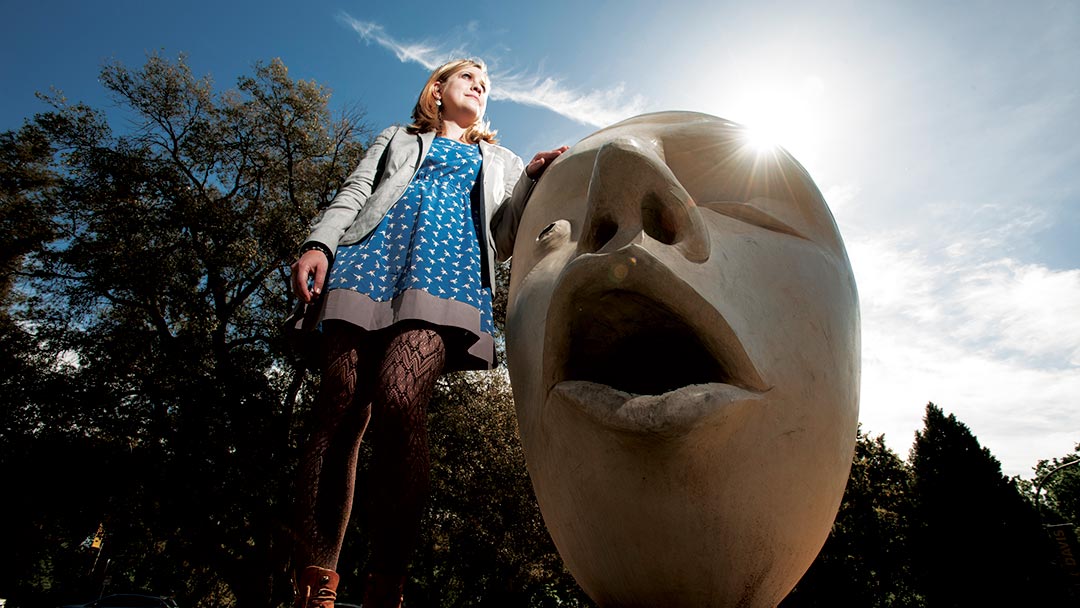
523, 384, 823, 606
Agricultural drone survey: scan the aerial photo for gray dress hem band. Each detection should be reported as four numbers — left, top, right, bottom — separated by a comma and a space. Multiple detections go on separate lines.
317, 287, 495, 371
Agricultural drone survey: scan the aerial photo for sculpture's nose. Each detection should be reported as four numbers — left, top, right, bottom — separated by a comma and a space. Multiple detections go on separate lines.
578, 138, 710, 262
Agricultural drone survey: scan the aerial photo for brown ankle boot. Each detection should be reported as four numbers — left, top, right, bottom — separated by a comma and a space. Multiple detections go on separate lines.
361, 573, 405, 608
296, 565, 340, 608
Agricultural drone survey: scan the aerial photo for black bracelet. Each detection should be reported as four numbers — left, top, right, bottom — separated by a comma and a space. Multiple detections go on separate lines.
299, 241, 334, 266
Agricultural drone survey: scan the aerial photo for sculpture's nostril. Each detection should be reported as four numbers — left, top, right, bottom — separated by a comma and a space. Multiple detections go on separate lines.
586, 217, 619, 253
642, 193, 684, 246
578, 139, 709, 261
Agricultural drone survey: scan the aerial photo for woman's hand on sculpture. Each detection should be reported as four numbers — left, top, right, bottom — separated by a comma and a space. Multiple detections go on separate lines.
526, 146, 569, 180
291, 249, 329, 303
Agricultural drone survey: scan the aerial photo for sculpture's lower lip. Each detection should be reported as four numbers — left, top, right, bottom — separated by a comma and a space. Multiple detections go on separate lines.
542, 245, 769, 436
550, 380, 763, 437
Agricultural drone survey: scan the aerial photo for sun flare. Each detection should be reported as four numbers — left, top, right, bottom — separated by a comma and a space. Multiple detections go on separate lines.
726, 75, 828, 164
744, 124, 781, 154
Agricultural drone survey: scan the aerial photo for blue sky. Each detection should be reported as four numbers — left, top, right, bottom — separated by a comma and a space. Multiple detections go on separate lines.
4, 0, 1078, 477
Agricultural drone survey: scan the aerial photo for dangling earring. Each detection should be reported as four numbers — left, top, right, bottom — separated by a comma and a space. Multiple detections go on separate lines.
435, 99, 442, 108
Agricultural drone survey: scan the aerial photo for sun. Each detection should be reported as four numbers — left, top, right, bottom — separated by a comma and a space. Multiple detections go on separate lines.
728, 75, 828, 163
744, 123, 781, 154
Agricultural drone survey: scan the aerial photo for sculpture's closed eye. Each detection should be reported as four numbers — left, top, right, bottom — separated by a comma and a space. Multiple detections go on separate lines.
698, 199, 809, 241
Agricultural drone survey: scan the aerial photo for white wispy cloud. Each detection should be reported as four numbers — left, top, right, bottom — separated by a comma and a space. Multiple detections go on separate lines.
336, 14, 648, 127
335, 16, 447, 70
490, 72, 647, 130
952, 261, 1080, 366
847, 228, 1080, 476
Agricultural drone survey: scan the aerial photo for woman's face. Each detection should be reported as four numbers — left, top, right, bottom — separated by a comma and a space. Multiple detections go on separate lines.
435, 65, 489, 127
505, 112, 860, 606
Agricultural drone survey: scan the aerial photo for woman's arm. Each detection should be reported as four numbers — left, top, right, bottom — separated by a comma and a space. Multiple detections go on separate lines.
292, 125, 398, 302
304, 125, 399, 260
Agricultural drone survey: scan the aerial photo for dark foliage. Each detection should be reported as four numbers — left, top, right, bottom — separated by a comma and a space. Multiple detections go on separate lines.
783, 427, 923, 607
786, 404, 1077, 607
907, 403, 1070, 607
0, 52, 368, 608
1032, 447, 1080, 598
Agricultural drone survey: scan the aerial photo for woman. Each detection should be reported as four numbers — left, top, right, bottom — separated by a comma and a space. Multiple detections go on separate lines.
288, 59, 566, 608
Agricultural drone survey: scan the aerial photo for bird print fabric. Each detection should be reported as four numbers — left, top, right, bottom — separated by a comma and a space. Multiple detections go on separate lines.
323, 136, 495, 369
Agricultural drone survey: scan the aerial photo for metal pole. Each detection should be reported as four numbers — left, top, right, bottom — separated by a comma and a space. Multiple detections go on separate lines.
1034, 458, 1080, 521
1034, 459, 1080, 599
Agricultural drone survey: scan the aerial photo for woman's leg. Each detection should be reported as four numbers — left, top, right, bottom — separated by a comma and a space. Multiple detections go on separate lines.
366, 325, 447, 581
294, 322, 378, 571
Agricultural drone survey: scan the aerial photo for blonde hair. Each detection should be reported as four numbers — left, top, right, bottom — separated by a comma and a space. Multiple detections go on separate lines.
408, 59, 498, 144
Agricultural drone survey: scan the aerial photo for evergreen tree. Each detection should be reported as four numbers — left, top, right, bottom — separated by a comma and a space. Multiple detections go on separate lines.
783, 427, 922, 607
908, 403, 1069, 606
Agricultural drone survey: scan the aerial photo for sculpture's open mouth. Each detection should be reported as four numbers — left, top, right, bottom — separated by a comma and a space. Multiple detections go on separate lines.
544, 245, 768, 436
561, 290, 730, 394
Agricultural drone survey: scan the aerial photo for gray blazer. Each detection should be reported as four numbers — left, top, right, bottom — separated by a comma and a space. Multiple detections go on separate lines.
304, 125, 535, 287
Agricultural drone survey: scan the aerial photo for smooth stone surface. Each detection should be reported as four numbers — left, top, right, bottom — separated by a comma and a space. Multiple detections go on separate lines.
505, 111, 861, 607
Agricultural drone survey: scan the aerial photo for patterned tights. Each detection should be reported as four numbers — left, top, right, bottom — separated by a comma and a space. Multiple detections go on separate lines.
294, 322, 446, 575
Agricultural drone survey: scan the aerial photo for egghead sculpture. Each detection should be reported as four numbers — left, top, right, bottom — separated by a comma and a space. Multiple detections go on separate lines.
503, 112, 860, 607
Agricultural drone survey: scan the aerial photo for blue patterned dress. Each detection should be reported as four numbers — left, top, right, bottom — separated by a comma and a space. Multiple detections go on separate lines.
318, 137, 496, 370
